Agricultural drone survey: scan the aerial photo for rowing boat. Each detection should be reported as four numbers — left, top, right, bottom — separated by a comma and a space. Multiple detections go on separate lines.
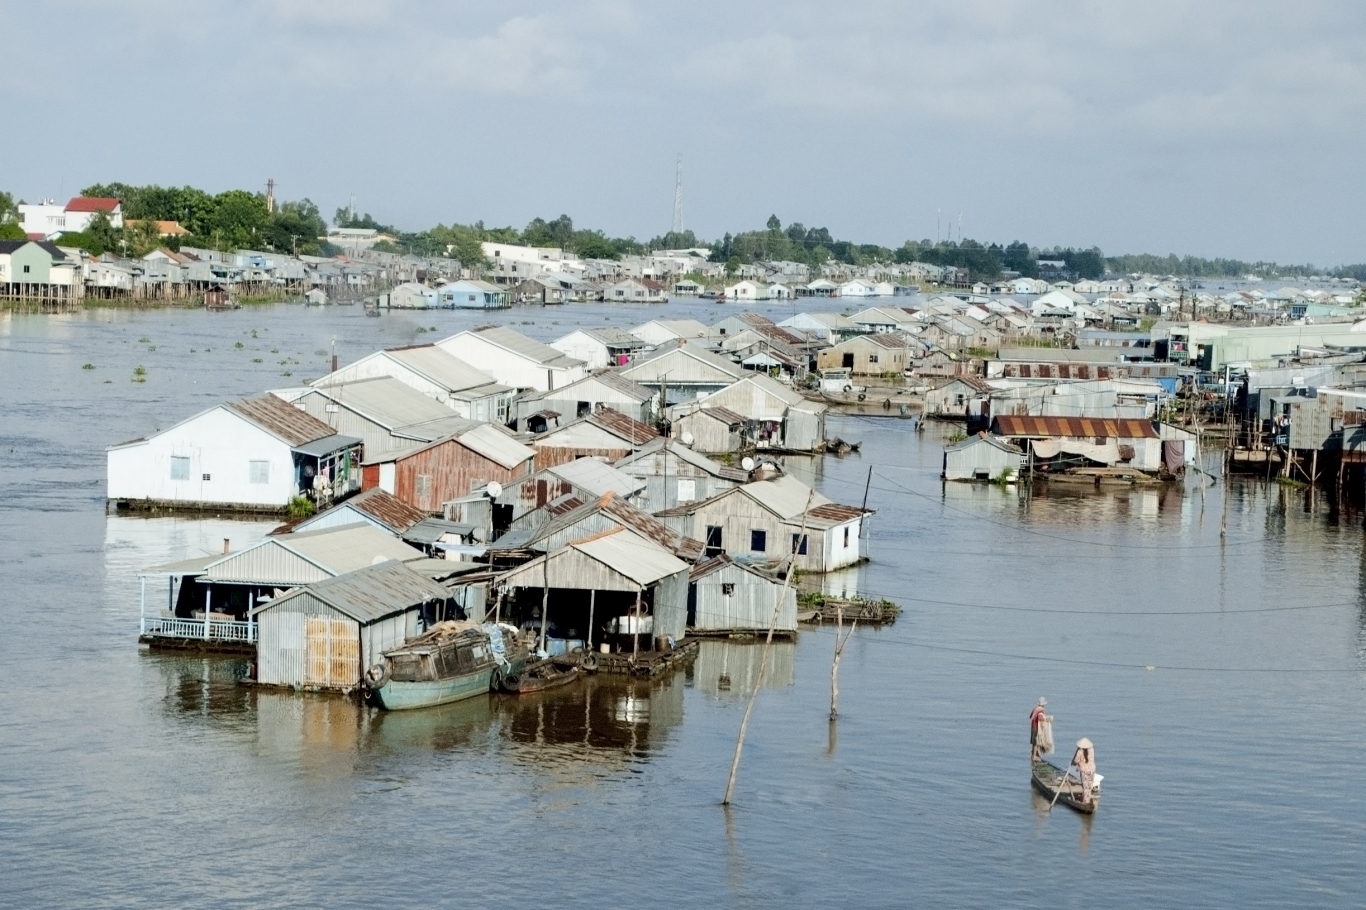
506, 659, 581, 695
1031, 759, 1100, 814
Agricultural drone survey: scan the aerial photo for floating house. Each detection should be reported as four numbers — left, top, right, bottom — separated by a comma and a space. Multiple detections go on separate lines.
550, 328, 649, 369
496, 527, 690, 654
280, 487, 476, 553
313, 344, 515, 423
816, 333, 916, 376
672, 374, 826, 452
515, 370, 656, 432
991, 415, 1162, 471
362, 423, 536, 512
629, 319, 711, 346
656, 475, 869, 574
687, 555, 797, 635
137, 523, 431, 650
494, 458, 647, 527
620, 340, 746, 402
252, 561, 458, 691
437, 325, 587, 392
529, 406, 659, 469
612, 437, 750, 513
108, 395, 361, 513
436, 279, 509, 309
942, 433, 1026, 482
293, 376, 479, 459
672, 406, 750, 454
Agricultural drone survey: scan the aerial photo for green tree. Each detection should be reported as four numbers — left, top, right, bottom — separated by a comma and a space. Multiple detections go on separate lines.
0, 191, 18, 224
766, 214, 781, 232
0, 221, 25, 241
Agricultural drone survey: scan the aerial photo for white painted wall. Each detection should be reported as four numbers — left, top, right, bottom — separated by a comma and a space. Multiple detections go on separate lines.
316, 353, 463, 413
437, 334, 585, 392
107, 407, 297, 507
551, 331, 610, 369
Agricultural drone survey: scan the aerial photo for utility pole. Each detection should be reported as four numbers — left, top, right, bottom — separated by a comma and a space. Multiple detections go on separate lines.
672, 154, 683, 236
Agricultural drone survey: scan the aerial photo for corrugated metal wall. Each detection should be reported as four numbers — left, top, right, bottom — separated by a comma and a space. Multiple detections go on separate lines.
395, 439, 531, 513
531, 445, 633, 470
690, 563, 796, 632
258, 592, 419, 689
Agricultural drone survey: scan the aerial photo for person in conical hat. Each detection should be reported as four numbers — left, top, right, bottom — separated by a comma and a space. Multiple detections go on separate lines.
1029, 697, 1048, 762
1071, 737, 1096, 803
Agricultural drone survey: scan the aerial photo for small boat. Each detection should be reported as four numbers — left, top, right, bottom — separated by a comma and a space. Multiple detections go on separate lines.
505, 658, 581, 695
1031, 759, 1101, 814
366, 621, 526, 711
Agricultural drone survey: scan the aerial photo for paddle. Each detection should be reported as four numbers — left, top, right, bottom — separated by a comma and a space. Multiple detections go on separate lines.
1048, 766, 1075, 811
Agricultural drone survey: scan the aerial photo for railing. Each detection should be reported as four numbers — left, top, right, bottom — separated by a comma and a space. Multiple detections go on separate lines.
143, 616, 257, 642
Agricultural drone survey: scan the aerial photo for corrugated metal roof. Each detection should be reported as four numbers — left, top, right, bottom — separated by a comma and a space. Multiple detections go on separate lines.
688, 552, 784, 582
401, 517, 476, 545
309, 376, 460, 430
701, 406, 747, 426
588, 408, 659, 445
254, 561, 450, 623
456, 423, 536, 469
346, 488, 428, 532
804, 503, 871, 524
141, 553, 218, 576
992, 415, 1158, 439
740, 475, 832, 519
570, 527, 688, 585
469, 325, 584, 369
614, 438, 748, 481
623, 341, 745, 382
504, 491, 702, 560
548, 458, 647, 498
579, 327, 646, 346
293, 432, 362, 456
385, 344, 509, 393
225, 395, 335, 446
268, 523, 425, 578
633, 318, 710, 338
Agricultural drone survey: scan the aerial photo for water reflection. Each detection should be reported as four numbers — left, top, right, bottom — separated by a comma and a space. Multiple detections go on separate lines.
693, 639, 796, 698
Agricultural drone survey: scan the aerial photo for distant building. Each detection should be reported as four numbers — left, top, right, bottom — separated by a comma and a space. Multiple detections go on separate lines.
19, 196, 123, 238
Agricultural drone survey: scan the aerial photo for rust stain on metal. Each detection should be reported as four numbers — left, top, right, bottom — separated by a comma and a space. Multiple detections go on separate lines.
993, 415, 1158, 439
226, 395, 335, 446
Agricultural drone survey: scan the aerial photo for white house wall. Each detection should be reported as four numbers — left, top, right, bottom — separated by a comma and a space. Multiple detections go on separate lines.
107, 407, 297, 507
437, 335, 584, 392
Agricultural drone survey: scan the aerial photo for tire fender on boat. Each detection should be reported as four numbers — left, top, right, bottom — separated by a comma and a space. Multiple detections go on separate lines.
580, 653, 599, 673
364, 663, 389, 690
489, 667, 504, 692
502, 672, 522, 693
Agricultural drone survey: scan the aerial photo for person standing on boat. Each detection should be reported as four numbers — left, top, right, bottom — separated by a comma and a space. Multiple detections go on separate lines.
1072, 738, 1097, 803
1029, 697, 1047, 762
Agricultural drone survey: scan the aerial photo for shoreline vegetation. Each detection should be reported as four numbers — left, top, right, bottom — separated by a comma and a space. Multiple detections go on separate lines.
4, 183, 1364, 282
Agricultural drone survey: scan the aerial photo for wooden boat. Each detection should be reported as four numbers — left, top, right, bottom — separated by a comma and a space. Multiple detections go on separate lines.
1031, 759, 1100, 814
505, 658, 581, 695
366, 621, 525, 711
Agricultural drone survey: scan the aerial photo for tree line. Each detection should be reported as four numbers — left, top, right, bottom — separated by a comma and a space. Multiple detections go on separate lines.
2, 184, 1361, 280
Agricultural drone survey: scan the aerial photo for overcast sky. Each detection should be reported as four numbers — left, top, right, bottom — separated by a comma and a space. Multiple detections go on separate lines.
3, 1, 1364, 265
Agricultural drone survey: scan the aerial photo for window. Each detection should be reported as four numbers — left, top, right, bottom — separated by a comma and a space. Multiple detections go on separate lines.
721, 582, 735, 596
791, 533, 808, 555
202, 473, 211, 481
676, 479, 696, 502
705, 525, 723, 556
170, 456, 190, 480
249, 460, 270, 484
23, 264, 31, 274
868, 353, 878, 364
750, 529, 767, 552
843, 526, 850, 547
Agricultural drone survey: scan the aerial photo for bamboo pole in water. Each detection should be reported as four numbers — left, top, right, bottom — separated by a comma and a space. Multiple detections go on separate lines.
722, 491, 813, 806
830, 604, 857, 720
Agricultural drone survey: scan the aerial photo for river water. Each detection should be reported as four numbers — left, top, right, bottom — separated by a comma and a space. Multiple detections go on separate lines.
1, 301, 1364, 908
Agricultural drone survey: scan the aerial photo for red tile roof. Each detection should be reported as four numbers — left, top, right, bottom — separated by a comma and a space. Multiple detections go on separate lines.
66, 197, 120, 213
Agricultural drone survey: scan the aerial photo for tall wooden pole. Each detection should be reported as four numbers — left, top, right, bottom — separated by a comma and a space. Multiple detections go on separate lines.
723, 491, 813, 806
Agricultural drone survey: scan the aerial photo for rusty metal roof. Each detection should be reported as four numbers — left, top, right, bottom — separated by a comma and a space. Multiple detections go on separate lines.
992, 415, 1158, 439
806, 503, 872, 523
346, 488, 428, 532
700, 406, 747, 426
225, 395, 334, 446
588, 407, 659, 445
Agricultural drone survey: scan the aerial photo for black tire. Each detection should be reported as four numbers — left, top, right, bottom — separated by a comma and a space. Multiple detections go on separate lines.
488, 667, 504, 692
843, 384, 853, 393
580, 653, 599, 673
502, 673, 522, 693
857, 393, 867, 401
364, 663, 389, 690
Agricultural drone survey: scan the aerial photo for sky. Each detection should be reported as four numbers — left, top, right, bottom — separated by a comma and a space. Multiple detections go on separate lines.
2, 0, 1364, 266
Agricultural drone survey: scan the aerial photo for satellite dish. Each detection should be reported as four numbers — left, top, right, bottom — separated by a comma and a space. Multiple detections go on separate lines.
680, 431, 695, 446
741, 457, 755, 471
485, 481, 503, 498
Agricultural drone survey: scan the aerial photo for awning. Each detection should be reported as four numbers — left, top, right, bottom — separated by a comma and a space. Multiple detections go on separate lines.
292, 433, 362, 457
1031, 439, 1120, 464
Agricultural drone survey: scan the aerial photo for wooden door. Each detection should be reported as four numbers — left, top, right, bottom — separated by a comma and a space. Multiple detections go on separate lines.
305, 616, 359, 687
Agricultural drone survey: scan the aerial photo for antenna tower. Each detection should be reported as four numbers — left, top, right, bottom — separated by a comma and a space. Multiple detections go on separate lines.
265, 178, 276, 214
671, 154, 683, 235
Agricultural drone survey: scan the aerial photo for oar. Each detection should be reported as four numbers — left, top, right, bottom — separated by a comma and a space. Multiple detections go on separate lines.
1048, 766, 1075, 811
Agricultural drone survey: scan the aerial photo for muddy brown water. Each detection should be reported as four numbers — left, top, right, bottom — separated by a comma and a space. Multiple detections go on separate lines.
2, 302, 1364, 908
